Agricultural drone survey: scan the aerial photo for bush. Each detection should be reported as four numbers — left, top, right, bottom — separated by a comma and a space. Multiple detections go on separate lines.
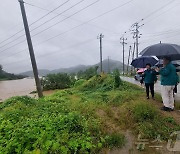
0, 99, 104, 153
131, 102, 180, 140
104, 133, 125, 149
41, 73, 73, 90
113, 69, 122, 88
74, 79, 86, 87
0, 96, 36, 109
77, 66, 98, 80
80, 74, 115, 92
132, 102, 158, 122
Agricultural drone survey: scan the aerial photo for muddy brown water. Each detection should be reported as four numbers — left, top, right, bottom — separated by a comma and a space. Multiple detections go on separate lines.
0, 78, 36, 102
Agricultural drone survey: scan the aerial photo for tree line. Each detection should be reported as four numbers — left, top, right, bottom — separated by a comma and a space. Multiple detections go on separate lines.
41, 66, 121, 90
0, 65, 26, 80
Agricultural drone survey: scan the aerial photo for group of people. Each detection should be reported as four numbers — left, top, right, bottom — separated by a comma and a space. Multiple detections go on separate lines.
141, 57, 179, 111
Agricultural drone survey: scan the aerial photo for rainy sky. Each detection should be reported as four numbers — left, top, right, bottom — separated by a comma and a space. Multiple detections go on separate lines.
0, 0, 180, 73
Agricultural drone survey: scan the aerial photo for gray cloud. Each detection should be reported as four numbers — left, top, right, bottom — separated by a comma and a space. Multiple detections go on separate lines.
0, 0, 180, 73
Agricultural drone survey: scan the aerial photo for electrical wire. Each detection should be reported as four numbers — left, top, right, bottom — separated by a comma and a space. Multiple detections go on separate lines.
0, 0, 70, 46
0, 0, 87, 53
2, 38, 96, 66
1, 0, 134, 63
139, 0, 176, 23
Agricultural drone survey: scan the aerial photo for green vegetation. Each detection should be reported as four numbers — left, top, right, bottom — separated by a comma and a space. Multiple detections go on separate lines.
0, 74, 179, 153
77, 66, 98, 80
41, 73, 75, 90
0, 64, 26, 80
131, 102, 180, 140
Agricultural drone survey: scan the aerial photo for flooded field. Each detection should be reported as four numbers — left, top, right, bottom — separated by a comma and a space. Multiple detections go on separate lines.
0, 78, 36, 101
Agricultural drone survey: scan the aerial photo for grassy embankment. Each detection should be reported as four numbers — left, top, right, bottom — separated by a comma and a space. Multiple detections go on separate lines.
0, 74, 180, 153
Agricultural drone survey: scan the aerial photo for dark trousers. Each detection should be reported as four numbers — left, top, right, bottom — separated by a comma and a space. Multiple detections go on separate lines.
145, 83, 154, 98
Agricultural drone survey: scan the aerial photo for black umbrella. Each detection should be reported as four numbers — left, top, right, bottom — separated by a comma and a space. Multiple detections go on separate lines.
155, 60, 180, 67
140, 43, 180, 60
131, 56, 158, 68
176, 68, 180, 72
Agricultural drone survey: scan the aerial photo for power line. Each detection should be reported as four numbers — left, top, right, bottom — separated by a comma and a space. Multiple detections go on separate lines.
0, 0, 133, 60
32, 0, 100, 37
0, 0, 87, 53
24, 0, 123, 35
143, 2, 180, 25
0, 0, 70, 46
29, 0, 86, 32
139, 0, 176, 23
120, 0, 176, 40
2, 38, 96, 67
3, 0, 133, 50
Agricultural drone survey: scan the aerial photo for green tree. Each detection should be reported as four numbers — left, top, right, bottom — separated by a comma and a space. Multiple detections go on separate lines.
41, 73, 73, 90
77, 66, 98, 80
0, 65, 2, 72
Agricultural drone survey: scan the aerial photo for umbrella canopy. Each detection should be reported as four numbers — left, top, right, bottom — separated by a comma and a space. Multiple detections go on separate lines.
139, 43, 180, 60
131, 56, 158, 68
155, 60, 180, 67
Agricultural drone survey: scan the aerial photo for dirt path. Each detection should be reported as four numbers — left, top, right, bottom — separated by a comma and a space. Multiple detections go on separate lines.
97, 106, 180, 154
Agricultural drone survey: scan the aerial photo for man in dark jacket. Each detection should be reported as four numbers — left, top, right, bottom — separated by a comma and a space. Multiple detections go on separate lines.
142, 63, 157, 99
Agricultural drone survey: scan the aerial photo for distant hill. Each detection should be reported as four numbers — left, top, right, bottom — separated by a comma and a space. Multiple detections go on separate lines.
0, 67, 27, 81
19, 59, 127, 77
51, 65, 91, 74
20, 69, 51, 77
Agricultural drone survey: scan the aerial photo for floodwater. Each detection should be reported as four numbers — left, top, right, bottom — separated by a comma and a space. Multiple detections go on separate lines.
0, 78, 36, 102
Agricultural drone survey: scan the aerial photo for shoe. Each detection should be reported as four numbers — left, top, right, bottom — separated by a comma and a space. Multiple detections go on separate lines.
170, 108, 174, 111
152, 97, 155, 100
160, 106, 169, 111
160, 106, 172, 112
147, 97, 149, 99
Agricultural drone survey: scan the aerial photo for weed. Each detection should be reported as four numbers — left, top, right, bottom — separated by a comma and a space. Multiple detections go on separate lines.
104, 133, 126, 149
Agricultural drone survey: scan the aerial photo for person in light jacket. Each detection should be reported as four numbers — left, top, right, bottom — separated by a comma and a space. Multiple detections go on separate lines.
156, 57, 178, 111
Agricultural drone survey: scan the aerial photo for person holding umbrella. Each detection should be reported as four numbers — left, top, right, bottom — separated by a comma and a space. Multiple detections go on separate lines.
142, 63, 157, 99
156, 56, 178, 111
131, 56, 158, 99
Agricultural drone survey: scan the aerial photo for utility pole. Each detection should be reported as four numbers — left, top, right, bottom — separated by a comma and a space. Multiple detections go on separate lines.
131, 42, 136, 74
120, 37, 127, 75
132, 22, 143, 58
127, 45, 132, 73
97, 33, 104, 73
18, 0, 43, 98
108, 56, 110, 74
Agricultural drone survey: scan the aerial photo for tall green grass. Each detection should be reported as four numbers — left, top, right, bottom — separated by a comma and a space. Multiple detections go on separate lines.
0, 74, 179, 153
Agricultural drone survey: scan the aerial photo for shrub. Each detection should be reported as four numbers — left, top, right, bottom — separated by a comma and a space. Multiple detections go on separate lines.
74, 79, 86, 87
104, 133, 125, 149
0, 104, 104, 153
80, 74, 115, 91
41, 73, 73, 90
77, 66, 98, 80
0, 96, 36, 109
113, 69, 122, 88
132, 102, 158, 122
131, 102, 180, 140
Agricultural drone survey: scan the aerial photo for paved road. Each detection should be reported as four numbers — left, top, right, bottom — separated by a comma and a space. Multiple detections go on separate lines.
121, 76, 180, 102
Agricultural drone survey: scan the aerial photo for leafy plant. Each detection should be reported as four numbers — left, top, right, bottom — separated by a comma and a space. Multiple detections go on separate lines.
113, 69, 122, 88
41, 73, 73, 90
104, 133, 125, 149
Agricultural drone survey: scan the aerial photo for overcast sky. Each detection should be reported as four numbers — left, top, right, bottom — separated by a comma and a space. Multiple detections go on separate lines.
0, 0, 180, 73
